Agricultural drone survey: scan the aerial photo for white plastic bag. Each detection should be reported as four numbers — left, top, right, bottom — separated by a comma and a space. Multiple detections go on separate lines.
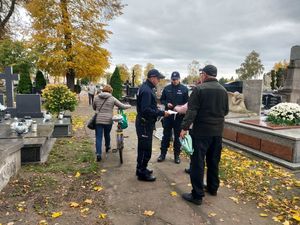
180, 134, 194, 156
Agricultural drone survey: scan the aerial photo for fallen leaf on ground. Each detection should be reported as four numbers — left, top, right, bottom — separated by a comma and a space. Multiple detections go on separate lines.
84, 199, 93, 204
292, 214, 300, 222
170, 183, 176, 186
93, 186, 103, 191
259, 213, 268, 217
75, 172, 81, 178
229, 196, 239, 204
52, 211, 63, 218
101, 169, 107, 173
143, 210, 155, 216
70, 202, 80, 208
99, 213, 107, 219
283, 220, 290, 225
208, 212, 217, 217
80, 208, 89, 213
272, 216, 283, 222
170, 191, 177, 196
38, 220, 48, 225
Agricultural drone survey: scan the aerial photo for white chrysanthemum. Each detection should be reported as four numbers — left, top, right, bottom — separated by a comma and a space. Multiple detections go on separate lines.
267, 102, 300, 125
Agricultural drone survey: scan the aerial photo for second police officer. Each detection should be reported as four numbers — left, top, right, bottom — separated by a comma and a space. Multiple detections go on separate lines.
157, 71, 189, 164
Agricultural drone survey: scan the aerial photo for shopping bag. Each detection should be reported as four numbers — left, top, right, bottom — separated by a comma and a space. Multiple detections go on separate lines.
119, 109, 128, 129
87, 113, 97, 130
180, 134, 194, 155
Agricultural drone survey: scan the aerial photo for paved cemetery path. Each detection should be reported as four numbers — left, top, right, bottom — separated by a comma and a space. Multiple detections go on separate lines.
76, 91, 278, 225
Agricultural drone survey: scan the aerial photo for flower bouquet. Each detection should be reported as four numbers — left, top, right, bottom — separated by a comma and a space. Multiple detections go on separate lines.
266, 102, 300, 126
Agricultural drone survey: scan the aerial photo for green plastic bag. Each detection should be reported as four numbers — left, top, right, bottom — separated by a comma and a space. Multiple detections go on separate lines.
119, 109, 128, 129
180, 134, 194, 156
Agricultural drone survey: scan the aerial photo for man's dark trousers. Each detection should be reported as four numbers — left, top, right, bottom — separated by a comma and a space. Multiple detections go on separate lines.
190, 136, 222, 199
135, 117, 154, 176
161, 115, 183, 156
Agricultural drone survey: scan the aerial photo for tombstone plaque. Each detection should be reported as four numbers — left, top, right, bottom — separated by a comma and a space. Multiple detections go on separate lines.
0, 67, 19, 107
16, 94, 43, 118
263, 94, 282, 109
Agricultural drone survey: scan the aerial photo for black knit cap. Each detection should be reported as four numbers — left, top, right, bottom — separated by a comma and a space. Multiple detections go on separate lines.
200, 65, 217, 77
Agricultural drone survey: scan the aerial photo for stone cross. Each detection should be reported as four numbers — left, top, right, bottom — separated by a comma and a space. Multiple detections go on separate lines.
0, 67, 19, 107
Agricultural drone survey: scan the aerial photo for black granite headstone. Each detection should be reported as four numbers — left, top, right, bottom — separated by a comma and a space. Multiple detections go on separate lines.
16, 94, 43, 118
263, 93, 282, 109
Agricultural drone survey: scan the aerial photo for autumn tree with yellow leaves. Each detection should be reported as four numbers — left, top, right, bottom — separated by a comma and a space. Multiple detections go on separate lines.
132, 64, 142, 86
25, 0, 123, 90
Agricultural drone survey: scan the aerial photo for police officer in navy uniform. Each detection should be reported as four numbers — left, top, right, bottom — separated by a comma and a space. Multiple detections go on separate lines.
136, 69, 170, 182
157, 71, 189, 164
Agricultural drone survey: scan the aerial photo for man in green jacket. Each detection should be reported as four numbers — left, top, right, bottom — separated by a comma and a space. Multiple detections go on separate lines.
180, 65, 229, 205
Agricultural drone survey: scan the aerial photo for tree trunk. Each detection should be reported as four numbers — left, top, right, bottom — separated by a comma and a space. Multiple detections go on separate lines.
66, 68, 75, 91
0, 0, 16, 39
60, 0, 75, 91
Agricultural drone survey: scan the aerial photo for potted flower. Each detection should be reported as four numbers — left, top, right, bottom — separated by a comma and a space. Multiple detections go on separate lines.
42, 84, 78, 116
266, 102, 300, 126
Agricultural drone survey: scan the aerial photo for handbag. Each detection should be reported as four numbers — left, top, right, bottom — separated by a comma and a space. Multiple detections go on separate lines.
87, 98, 108, 130
119, 109, 128, 129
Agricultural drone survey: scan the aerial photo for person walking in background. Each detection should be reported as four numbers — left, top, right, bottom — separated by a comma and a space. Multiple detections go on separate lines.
157, 71, 189, 164
180, 65, 229, 205
135, 69, 170, 182
88, 82, 97, 105
93, 84, 131, 162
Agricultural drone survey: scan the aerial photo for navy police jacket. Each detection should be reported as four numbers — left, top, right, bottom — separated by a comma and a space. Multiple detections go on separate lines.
160, 83, 189, 110
136, 80, 164, 122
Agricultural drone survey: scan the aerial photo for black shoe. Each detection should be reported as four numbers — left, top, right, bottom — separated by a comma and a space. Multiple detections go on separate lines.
174, 155, 181, 164
136, 168, 153, 176
185, 168, 191, 174
204, 185, 217, 196
157, 155, 166, 162
137, 174, 156, 182
106, 147, 111, 153
182, 193, 202, 205
96, 155, 102, 162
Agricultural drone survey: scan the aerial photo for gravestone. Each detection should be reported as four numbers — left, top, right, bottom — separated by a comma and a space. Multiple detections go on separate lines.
0, 122, 55, 163
262, 93, 282, 109
0, 94, 3, 105
16, 94, 43, 118
243, 80, 263, 115
0, 67, 19, 107
0, 139, 23, 191
278, 46, 300, 103
52, 117, 72, 137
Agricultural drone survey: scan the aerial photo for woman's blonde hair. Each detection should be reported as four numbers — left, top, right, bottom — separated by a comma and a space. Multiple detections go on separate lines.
102, 84, 113, 93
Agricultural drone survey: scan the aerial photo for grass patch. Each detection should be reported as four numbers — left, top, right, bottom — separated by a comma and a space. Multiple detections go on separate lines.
23, 137, 99, 174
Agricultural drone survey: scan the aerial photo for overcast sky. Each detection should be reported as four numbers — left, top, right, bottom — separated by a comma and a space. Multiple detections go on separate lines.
104, 0, 300, 79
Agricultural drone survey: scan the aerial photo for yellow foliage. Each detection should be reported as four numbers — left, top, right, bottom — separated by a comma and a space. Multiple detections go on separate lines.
93, 186, 103, 192
220, 148, 300, 225
143, 210, 155, 216
69, 202, 80, 208
25, 0, 123, 80
170, 191, 177, 196
99, 213, 107, 219
52, 211, 63, 218
273, 60, 289, 72
75, 172, 81, 178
